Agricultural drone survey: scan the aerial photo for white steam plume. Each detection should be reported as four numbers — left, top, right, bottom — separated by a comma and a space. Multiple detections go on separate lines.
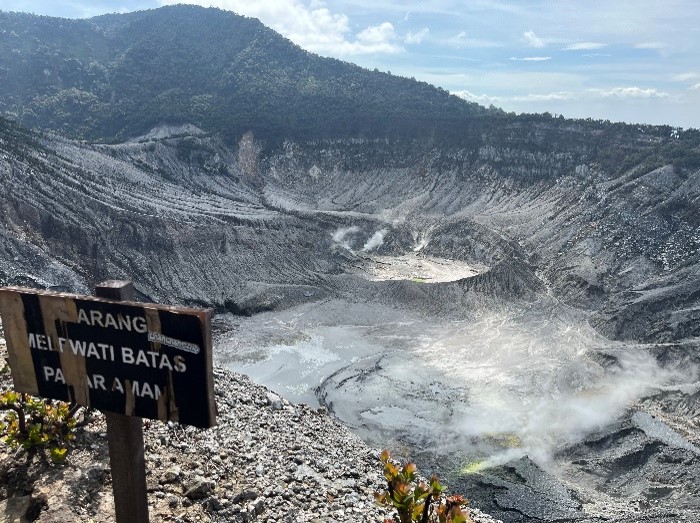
412, 309, 699, 472
332, 226, 360, 250
362, 229, 388, 251
460, 351, 678, 469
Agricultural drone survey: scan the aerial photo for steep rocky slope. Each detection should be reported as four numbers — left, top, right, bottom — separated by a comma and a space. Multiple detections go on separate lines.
1, 119, 698, 343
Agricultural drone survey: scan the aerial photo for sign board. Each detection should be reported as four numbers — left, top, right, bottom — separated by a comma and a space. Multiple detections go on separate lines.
0, 286, 216, 428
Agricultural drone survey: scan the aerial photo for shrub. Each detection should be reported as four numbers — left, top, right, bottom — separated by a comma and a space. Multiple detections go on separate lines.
376, 449, 473, 523
0, 391, 78, 463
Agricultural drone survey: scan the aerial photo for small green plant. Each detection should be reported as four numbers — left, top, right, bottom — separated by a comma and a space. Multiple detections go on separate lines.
0, 391, 78, 463
376, 449, 473, 523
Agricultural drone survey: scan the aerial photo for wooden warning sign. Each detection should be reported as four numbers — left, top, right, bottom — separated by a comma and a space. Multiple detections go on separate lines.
0, 285, 216, 428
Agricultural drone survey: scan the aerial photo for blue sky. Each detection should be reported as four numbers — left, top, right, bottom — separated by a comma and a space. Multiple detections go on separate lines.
5, 1, 700, 128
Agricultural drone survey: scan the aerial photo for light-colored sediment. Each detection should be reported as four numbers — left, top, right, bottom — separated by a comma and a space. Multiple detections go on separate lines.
357, 253, 485, 283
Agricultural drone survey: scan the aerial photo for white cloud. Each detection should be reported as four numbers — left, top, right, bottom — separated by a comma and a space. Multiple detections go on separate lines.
452, 90, 502, 105
455, 86, 672, 106
354, 22, 402, 53
522, 30, 545, 48
405, 27, 429, 45
157, 0, 401, 55
357, 22, 395, 44
430, 70, 584, 96
673, 72, 699, 82
564, 42, 607, 51
511, 91, 574, 102
691, 83, 700, 91
635, 42, 669, 49
588, 87, 669, 99
509, 56, 552, 61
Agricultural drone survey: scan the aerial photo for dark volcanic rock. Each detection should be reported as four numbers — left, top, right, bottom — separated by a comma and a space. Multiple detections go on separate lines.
471, 457, 583, 522
0, 45, 699, 523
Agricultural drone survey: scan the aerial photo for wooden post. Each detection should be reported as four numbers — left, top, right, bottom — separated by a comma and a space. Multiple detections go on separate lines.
95, 281, 149, 523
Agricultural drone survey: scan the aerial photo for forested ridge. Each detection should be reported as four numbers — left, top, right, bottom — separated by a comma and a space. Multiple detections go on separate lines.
0, 5, 488, 142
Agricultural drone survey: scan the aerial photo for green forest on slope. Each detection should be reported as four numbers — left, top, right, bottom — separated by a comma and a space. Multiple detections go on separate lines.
0, 5, 488, 142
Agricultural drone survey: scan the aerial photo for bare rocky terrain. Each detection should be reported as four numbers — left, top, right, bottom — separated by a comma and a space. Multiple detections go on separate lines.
0, 119, 698, 522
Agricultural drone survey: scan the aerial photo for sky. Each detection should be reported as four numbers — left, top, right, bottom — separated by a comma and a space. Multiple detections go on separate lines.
4, 1, 700, 129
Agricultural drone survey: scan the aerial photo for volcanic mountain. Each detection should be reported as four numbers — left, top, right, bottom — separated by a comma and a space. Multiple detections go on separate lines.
0, 6, 699, 522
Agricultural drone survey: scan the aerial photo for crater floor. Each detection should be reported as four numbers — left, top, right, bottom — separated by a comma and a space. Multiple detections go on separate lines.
353, 252, 486, 283
216, 292, 700, 523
